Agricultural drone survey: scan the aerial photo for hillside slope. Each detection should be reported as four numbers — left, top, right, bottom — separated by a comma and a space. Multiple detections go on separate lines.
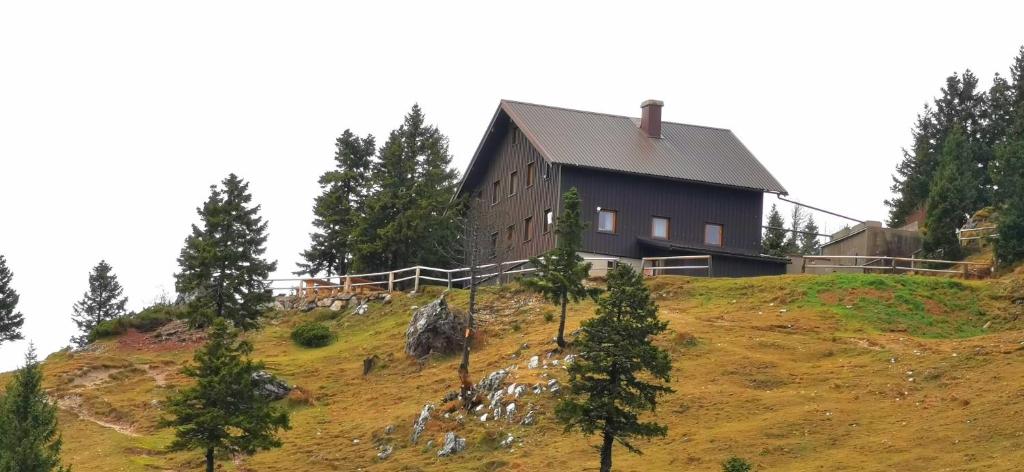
9, 273, 1024, 471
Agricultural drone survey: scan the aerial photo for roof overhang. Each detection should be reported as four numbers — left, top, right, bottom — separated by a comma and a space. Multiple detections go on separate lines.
637, 237, 790, 264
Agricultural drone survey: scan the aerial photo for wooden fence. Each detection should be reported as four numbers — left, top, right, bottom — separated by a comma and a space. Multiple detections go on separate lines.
801, 255, 990, 278
640, 255, 713, 277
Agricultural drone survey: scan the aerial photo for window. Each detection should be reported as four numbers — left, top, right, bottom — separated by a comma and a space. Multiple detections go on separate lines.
651, 216, 670, 239
523, 216, 534, 241
509, 171, 518, 196
543, 209, 553, 233
597, 209, 617, 234
543, 162, 552, 180
489, 232, 498, 257
526, 162, 536, 187
492, 181, 500, 204
704, 223, 723, 246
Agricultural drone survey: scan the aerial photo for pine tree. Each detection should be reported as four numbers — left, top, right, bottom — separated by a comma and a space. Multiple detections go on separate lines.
994, 140, 1024, 265
923, 126, 982, 260
523, 188, 601, 348
351, 104, 460, 272
887, 108, 940, 226
556, 264, 673, 472
761, 204, 787, 257
70, 260, 128, 347
175, 174, 277, 329
0, 346, 70, 472
161, 319, 289, 472
0, 255, 24, 346
800, 214, 822, 255
784, 206, 804, 254
296, 130, 375, 277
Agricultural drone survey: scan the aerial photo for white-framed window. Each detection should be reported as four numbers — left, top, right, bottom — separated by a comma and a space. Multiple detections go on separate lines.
652, 216, 670, 239
704, 223, 723, 246
598, 209, 617, 234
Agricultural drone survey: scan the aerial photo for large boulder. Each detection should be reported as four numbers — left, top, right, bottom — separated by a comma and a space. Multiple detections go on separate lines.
405, 296, 464, 358
252, 370, 291, 401
437, 432, 466, 457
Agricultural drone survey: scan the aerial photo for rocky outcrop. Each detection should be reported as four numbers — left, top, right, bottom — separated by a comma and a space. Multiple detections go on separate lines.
437, 432, 466, 457
404, 296, 464, 358
410, 404, 433, 444
252, 370, 291, 401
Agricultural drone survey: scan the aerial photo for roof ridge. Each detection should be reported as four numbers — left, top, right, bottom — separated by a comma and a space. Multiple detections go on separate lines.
500, 99, 732, 132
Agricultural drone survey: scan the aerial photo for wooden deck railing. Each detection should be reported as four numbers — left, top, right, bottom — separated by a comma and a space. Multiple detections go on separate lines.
801, 255, 990, 278
640, 255, 713, 278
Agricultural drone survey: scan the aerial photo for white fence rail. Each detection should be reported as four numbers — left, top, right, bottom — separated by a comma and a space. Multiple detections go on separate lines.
801, 255, 989, 278
640, 255, 713, 278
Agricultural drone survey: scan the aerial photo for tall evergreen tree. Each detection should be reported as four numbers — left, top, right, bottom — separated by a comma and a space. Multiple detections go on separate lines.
923, 126, 982, 260
0, 346, 69, 472
761, 204, 787, 257
994, 140, 1024, 265
556, 264, 673, 472
351, 104, 460, 272
70, 260, 128, 347
296, 130, 375, 277
800, 214, 822, 255
784, 206, 804, 254
175, 174, 276, 329
0, 255, 24, 345
161, 319, 289, 472
887, 108, 940, 226
523, 188, 601, 349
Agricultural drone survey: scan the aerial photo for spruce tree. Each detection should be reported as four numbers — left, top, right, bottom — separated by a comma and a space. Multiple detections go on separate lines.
351, 104, 460, 272
800, 214, 822, 255
784, 206, 804, 254
994, 140, 1024, 265
761, 204, 787, 257
887, 108, 940, 226
523, 188, 601, 348
296, 130, 375, 277
923, 126, 982, 260
70, 260, 128, 347
0, 346, 70, 472
555, 264, 673, 472
0, 255, 24, 345
161, 319, 289, 472
175, 174, 276, 329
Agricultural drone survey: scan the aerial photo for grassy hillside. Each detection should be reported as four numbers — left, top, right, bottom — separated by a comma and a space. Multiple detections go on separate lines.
6, 273, 1024, 471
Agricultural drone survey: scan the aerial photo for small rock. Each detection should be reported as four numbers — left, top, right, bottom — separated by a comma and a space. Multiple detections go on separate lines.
356, 303, 369, 315
353, 439, 361, 444
521, 409, 536, 426
330, 300, 346, 311
477, 369, 509, 393
410, 404, 433, 444
479, 413, 488, 422
474, 404, 485, 413
563, 354, 577, 365
437, 432, 466, 457
252, 371, 291, 401
547, 379, 561, 394
505, 402, 517, 421
317, 298, 334, 308
382, 294, 393, 304
500, 434, 515, 448
512, 385, 527, 398
528, 356, 540, 369
384, 424, 395, 435
377, 444, 393, 459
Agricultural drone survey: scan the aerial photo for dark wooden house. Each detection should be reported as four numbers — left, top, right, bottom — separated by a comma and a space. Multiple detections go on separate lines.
455, 99, 789, 277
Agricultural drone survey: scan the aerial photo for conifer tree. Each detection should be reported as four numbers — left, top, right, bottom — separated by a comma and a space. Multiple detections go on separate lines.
0, 346, 70, 472
523, 188, 601, 348
161, 319, 289, 472
556, 264, 673, 472
0, 255, 24, 346
296, 130, 375, 277
800, 214, 822, 255
994, 140, 1024, 265
70, 260, 128, 347
761, 204, 787, 257
784, 206, 804, 254
175, 174, 276, 329
352, 104, 460, 272
887, 108, 940, 226
923, 126, 982, 260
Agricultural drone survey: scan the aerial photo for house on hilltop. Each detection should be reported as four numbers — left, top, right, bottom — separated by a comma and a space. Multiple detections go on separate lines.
455, 99, 789, 277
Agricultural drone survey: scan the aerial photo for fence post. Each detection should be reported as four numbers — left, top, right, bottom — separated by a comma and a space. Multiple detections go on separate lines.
343, 275, 352, 293
962, 263, 969, 279
388, 271, 395, 292
891, 257, 897, 275
414, 267, 421, 293
801, 256, 807, 274
707, 256, 713, 278
447, 271, 453, 289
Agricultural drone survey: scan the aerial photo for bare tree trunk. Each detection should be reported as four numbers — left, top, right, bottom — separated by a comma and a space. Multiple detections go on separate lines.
458, 266, 476, 408
556, 296, 568, 349
206, 447, 215, 472
599, 429, 614, 472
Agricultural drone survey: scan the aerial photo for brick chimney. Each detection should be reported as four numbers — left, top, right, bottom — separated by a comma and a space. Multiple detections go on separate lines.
640, 99, 663, 138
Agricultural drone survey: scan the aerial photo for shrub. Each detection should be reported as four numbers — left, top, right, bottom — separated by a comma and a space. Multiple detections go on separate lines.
291, 322, 335, 348
722, 457, 752, 472
88, 303, 186, 341
542, 310, 555, 323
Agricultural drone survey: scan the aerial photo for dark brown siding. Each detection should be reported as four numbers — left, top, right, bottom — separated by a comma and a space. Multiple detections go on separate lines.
468, 125, 561, 262
562, 167, 766, 259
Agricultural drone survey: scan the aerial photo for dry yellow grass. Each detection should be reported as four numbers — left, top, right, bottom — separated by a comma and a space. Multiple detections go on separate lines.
6, 273, 1024, 471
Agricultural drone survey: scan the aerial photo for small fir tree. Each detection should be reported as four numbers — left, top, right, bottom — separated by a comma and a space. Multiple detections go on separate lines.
161, 319, 289, 472
800, 214, 821, 255
556, 264, 673, 472
175, 174, 277, 329
761, 204, 787, 257
0, 346, 70, 472
296, 130, 375, 277
70, 260, 128, 347
0, 255, 24, 345
523, 188, 600, 348
784, 206, 805, 254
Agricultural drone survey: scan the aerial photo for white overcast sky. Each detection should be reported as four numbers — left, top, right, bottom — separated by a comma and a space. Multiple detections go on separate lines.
2, 1, 1022, 371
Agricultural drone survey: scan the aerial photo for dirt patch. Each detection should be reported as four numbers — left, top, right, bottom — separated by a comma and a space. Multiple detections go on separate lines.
67, 367, 125, 388
922, 298, 947, 315
117, 325, 205, 352
57, 395, 139, 437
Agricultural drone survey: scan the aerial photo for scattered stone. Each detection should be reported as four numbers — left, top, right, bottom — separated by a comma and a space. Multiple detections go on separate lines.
348, 297, 361, 309
377, 444, 393, 460
363, 355, 381, 376
405, 296, 465, 358
500, 434, 515, 448
521, 409, 536, 426
441, 390, 460, 403
512, 384, 527, 398
547, 379, 561, 394
532, 384, 544, 395
410, 404, 433, 444
563, 354, 577, 365
437, 432, 466, 457
302, 302, 317, 312
384, 424, 395, 435
382, 294, 393, 305
426, 440, 435, 449
474, 404, 485, 413
356, 303, 369, 316
477, 369, 510, 393
505, 402, 517, 421
527, 356, 540, 369
479, 413, 488, 422
252, 371, 292, 401
317, 298, 334, 308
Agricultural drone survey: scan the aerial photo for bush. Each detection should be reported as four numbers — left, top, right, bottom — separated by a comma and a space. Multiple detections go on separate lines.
88, 303, 186, 341
722, 457, 752, 472
291, 322, 335, 348
542, 310, 555, 323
